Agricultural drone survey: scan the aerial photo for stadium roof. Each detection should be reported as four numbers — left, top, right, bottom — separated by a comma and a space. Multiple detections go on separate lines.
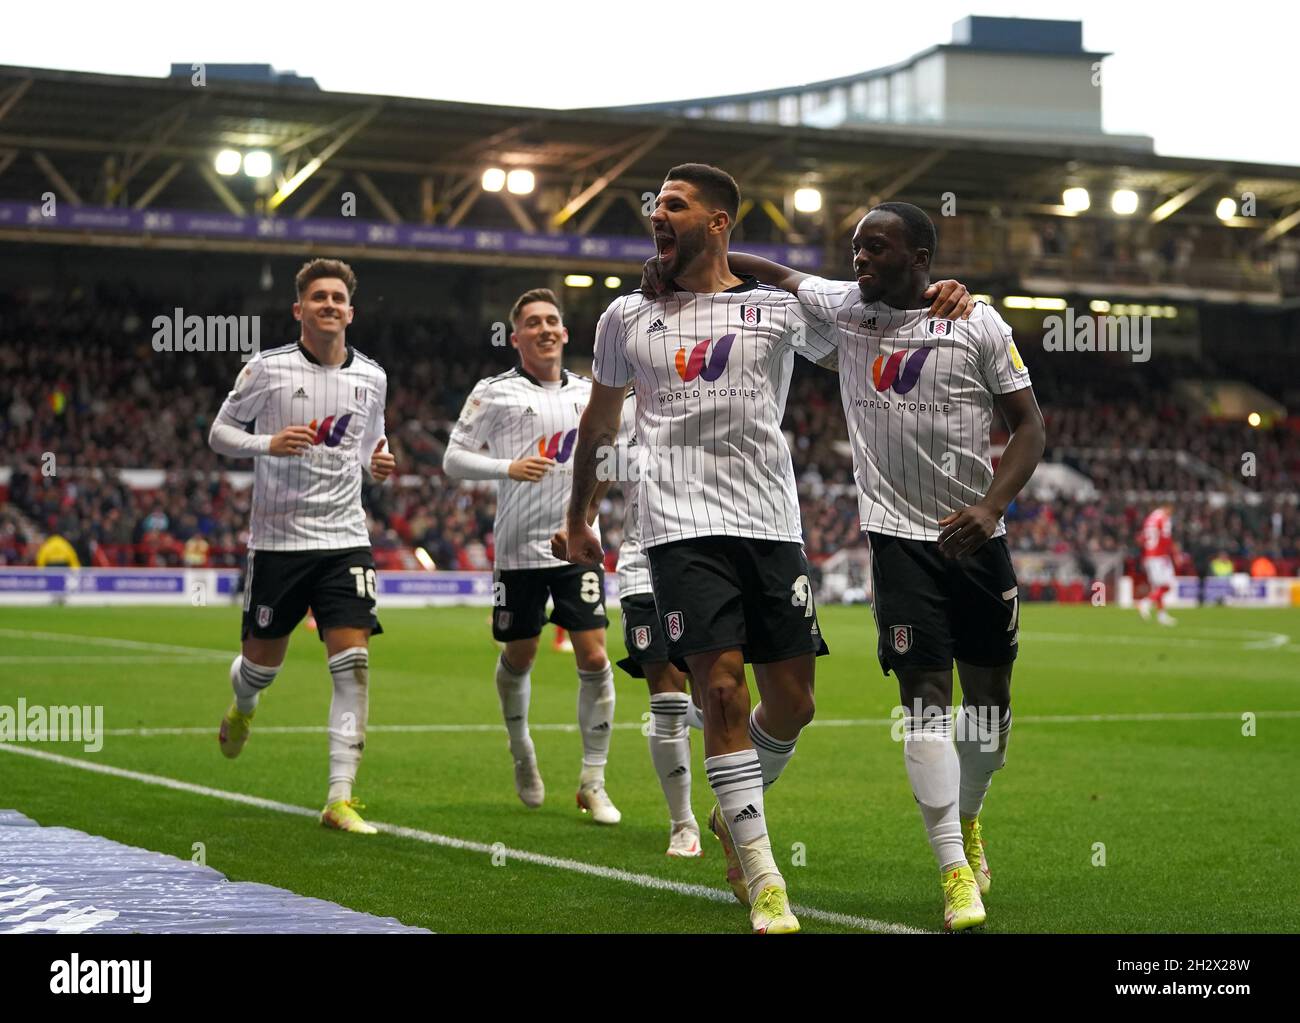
0, 61, 1297, 281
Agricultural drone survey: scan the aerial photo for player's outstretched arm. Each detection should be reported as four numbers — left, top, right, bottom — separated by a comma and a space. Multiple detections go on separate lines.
566, 381, 625, 564
937, 387, 1046, 559
729, 253, 809, 294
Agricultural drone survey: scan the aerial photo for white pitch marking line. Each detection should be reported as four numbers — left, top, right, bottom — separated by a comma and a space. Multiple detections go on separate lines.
0, 629, 231, 660
0, 656, 222, 665
96, 709, 1300, 738
1025, 629, 1291, 650
0, 743, 924, 935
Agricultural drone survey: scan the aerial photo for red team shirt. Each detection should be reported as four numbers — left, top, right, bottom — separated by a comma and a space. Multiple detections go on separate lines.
1141, 508, 1174, 558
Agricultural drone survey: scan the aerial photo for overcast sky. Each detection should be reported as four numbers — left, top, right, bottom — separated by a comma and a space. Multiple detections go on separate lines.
4, 0, 1296, 167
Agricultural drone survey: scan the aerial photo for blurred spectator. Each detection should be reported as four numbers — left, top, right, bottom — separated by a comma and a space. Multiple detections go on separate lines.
35, 533, 79, 567
1250, 554, 1277, 578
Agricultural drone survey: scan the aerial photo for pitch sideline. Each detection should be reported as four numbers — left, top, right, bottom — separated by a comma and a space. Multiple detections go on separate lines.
0, 742, 926, 935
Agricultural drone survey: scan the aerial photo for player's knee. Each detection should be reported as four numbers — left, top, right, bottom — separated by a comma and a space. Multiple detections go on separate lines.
704, 674, 746, 711
502, 640, 538, 674
784, 690, 816, 730
575, 651, 609, 673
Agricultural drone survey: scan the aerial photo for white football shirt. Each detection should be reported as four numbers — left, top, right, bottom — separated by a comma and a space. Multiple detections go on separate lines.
450, 367, 592, 571
592, 279, 838, 549
214, 342, 388, 551
796, 278, 1032, 541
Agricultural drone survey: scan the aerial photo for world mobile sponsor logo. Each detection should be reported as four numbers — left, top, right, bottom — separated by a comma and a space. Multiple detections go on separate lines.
661, 334, 757, 404
537, 429, 578, 462
854, 347, 950, 413
872, 347, 934, 394
309, 413, 353, 447
675, 334, 735, 382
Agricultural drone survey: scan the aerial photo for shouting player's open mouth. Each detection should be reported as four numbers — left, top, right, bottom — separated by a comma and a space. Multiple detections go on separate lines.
655, 232, 676, 266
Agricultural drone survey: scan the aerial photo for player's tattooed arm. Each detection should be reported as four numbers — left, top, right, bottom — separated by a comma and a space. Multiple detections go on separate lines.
566, 381, 626, 564
550, 478, 613, 561
938, 386, 1046, 559
639, 252, 807, 297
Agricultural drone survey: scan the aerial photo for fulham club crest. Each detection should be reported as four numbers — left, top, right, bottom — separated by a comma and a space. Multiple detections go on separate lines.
664, 611, 684, 643
891, 625, 912, 655
256, 605, 274, 629
739, 305, 762, 325
926, 318, 953, 337
632, 625, 652, 651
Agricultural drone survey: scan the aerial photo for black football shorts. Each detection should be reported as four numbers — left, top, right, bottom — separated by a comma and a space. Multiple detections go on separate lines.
492, 563, 608, 641
645, 536, 828, 665
867, 531, 1019, 675
242, 547, 382, 642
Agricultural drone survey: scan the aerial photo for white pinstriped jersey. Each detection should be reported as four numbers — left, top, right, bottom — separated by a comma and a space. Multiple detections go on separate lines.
592, 280, 838, 549
214, 342, 388, 551
614, 392, 653, 598
797, 278, 1032, 540
450, 367, 592, 571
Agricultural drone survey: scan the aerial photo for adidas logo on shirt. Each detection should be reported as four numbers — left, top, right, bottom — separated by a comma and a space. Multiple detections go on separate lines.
292, 387, 308, 399
733, 803, 762, 823
646, 318, 667, 335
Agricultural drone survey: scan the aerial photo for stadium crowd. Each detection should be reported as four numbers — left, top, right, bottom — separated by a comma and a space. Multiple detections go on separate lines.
3, 283, 1297, 582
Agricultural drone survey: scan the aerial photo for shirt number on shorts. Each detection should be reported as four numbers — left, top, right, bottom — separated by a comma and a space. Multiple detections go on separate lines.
791, 574, 814, 618
350, 566, 377, 601
580, 571, 602, 604
1003, 586, 1019, 640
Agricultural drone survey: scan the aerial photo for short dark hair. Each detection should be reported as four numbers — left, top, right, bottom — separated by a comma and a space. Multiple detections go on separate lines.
295, 258, 357, 299
510, 287, 562, 326
664, 163, 741, 222
870, 202, 938, 260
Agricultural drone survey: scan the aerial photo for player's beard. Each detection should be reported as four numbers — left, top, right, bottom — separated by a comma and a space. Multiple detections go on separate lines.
662, 222, 707, 282
857, 274, 887, 304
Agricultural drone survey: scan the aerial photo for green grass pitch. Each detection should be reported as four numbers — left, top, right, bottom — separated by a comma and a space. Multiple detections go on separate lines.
1, 603, 1297, 933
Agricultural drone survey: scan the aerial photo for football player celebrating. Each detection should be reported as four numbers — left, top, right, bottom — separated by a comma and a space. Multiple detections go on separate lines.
444, 289, 620, 824
209, 258, 394, 835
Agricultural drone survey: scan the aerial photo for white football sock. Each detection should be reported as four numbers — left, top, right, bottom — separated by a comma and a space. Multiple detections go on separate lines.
957, 704, 1012, 820
748, 707, 798, 790
326, 647, 369, 805
705, 749, 782, 898
495, 654, 534, 760
231, 655, 278, 715
577, 662, 615, 777
684, 697, 704, 731
648, 692, 694, 825
903, 712, 965, 871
